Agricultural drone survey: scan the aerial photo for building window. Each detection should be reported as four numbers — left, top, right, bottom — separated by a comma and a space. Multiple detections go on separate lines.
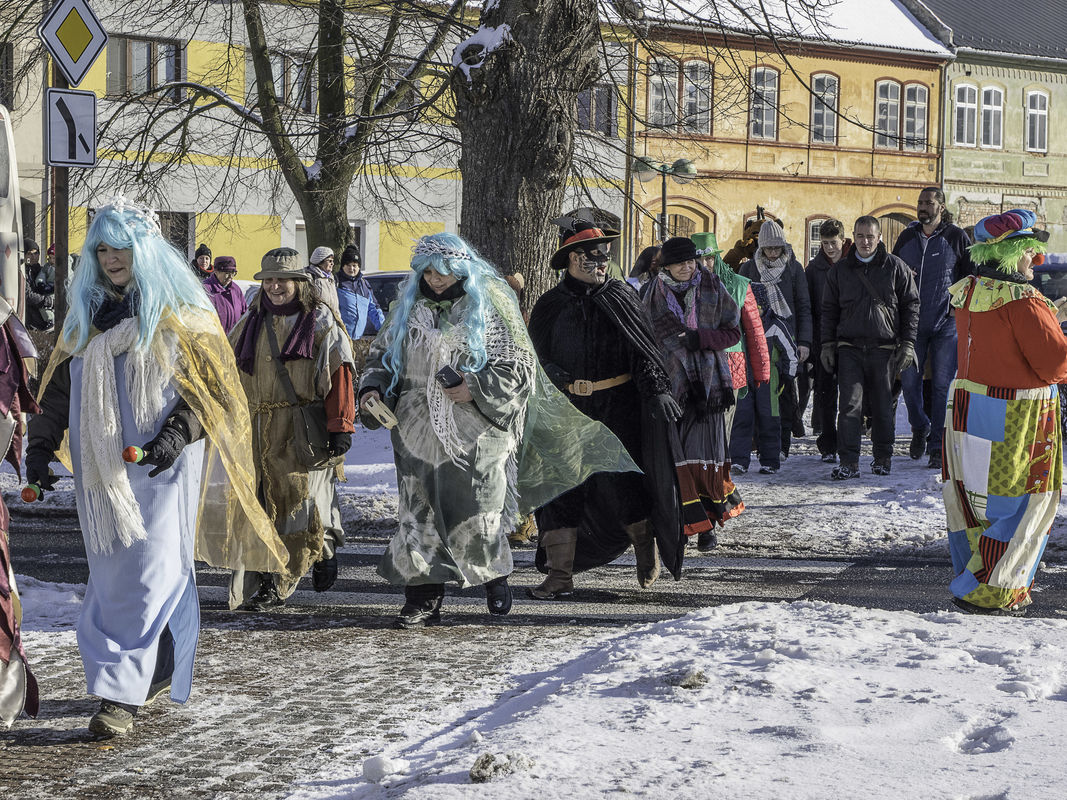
648, 58, 678, 129
246, 51, 316, 113
807, 218, 828, 262
106, 36, 183, 101
578, 83, 618, 137
875, 80, 901, 148
667, 214, 696, 240
810, 73, 837, 144
954, 83, 977, 147
681, 60, 712, 134
903, 84, 927, 151
1026, 90, 1048, 153
980, 87, 1003, 149
750, 67, 778, 140
0, 43, 13, 109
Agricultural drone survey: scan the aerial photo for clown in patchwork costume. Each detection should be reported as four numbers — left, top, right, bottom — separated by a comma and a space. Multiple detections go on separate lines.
943, 209, 1067, 615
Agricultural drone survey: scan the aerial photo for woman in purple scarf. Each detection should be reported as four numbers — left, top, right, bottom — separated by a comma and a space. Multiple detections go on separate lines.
202, 256, 248, 333
642, 236, 745, 549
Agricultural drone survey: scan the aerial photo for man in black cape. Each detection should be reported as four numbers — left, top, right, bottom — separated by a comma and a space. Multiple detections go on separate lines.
527, 220, 683, 599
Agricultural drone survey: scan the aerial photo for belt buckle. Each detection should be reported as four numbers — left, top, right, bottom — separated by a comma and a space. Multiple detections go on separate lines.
572, 379, 594, 397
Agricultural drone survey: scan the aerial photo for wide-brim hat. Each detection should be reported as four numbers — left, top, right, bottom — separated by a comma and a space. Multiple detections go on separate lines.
550, 225, 620, 270
253, 247, 310, 281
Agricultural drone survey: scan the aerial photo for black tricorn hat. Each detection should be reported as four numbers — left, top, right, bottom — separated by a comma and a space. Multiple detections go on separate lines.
549, 218, 620, 270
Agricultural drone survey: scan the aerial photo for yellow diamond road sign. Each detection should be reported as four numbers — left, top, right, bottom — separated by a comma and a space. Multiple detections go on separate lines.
38, 0, 108, 87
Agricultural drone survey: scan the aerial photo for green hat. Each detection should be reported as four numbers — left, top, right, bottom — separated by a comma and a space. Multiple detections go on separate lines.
691, 232, 720, 256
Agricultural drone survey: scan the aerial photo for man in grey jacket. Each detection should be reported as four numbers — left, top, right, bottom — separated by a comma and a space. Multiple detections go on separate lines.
821, 216, 919, 479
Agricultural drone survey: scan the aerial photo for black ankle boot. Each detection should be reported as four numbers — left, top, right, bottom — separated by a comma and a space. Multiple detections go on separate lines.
312, 556, 338, 592
484, 576, 512, 616
394, 583, 445, 629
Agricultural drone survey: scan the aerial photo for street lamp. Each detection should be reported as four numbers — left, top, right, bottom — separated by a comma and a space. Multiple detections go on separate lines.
633, 157, 698, 242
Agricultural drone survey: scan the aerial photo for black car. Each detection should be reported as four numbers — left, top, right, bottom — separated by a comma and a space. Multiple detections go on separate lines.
365, 272, 408, 311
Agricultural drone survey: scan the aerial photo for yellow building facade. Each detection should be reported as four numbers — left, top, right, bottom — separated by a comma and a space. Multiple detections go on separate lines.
627, 31, 950, 265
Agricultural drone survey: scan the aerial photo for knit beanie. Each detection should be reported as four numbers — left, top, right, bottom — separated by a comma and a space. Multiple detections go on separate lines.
214, 256, 238, 272
757, 219, 787, 249
309, 246, 334, 266
24, 238, 39, 254
339, 245, 361, 266
195, 243, 212, 259
659, 236, 698, 266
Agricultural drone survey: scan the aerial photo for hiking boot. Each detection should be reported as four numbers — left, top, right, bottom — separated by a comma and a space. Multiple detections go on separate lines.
144, 678, 171, 706
820, 453, 837, 463
696, 531, 718, 552
831, 463, 860, 480
758, 465, 778, 475
730, 464, 748, 475
312, 556, 338, 592
528, 528, 577, 600
927, 450, 942, 470
484, 576, 513, 616
394, 584, 444, 629
871, 458, 892, 476
89, 700, 137, 738
238, 577, 284, 611
910, 429, 929, 460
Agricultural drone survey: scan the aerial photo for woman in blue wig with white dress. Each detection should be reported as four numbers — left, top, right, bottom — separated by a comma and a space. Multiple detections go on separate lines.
25, 198, 287, 737
359, 232, 640, 629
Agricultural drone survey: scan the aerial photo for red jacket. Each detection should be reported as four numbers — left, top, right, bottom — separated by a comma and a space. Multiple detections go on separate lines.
729, 284, 770, 391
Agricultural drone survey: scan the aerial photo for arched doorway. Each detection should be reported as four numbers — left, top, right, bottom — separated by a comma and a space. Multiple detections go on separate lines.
876, 212, 913, 251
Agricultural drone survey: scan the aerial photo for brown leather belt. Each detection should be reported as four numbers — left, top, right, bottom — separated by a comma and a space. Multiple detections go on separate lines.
566, 373, 632, 397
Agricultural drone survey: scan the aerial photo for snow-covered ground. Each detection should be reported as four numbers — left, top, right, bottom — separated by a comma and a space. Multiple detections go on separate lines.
12, 415, 1067, 798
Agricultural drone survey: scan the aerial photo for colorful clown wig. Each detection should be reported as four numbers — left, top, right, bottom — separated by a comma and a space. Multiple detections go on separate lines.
377, 232, 511, 395
62, 197, 216, 353
969, 208, 1050, 273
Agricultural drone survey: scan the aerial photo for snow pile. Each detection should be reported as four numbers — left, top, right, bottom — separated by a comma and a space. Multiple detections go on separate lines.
14, 575, 84, 632
291, 602, 1067, 798
452, 25, 513, 84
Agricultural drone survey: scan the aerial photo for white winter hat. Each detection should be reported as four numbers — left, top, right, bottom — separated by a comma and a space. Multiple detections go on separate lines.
757, 219, 787, 249
309, 246, 334, 266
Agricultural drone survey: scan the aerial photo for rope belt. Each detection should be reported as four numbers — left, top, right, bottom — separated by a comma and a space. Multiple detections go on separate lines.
566, 373, 632, 397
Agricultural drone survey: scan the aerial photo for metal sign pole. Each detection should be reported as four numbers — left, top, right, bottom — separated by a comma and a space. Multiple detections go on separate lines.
52, 65, 69, 334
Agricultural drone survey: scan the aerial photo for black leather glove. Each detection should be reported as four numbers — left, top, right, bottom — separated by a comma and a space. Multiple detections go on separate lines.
542, 363, 572, 392
820, 343, 836, 373
25, 456, 59, 497
892, 342, 917, 376
650, 393, 683, 424
329, 431, 352, 457
140, 419, 191, 478
682, 330, 701, 351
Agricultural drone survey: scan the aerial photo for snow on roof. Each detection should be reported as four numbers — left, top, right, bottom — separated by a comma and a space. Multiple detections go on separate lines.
636, 0, 952, 58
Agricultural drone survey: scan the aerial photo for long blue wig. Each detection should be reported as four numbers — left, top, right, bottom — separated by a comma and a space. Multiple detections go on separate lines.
63, 202, 216, 353
378, 232, 507, 395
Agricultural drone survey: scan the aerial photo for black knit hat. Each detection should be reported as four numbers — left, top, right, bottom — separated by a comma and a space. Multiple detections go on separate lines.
340, 244, 361, 266
659, 236, 698, 266
23, 238, 39, 254
195, 243, 212, 258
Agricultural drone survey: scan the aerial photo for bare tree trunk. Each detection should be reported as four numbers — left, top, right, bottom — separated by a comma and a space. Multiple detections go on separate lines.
452, 0, 599, 309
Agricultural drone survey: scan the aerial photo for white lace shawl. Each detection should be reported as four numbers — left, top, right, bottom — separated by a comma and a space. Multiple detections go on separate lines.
78, 317, 175, 554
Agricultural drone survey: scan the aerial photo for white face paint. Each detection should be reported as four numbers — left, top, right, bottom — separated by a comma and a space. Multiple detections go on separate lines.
568, 245, 611, 285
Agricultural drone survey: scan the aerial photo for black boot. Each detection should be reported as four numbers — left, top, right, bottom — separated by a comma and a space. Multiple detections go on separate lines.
238, 575, 284, 611
394, 583, 445, 629
484, 576, 513, 616
312, 556, 338, 592
696, 531, 718, 552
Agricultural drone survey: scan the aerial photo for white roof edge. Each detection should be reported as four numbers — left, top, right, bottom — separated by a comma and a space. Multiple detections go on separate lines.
954, 45, 1067, 68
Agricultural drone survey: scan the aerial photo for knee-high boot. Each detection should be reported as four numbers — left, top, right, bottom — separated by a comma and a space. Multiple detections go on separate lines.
626, 520, 660, 589
527, 528, 578, 600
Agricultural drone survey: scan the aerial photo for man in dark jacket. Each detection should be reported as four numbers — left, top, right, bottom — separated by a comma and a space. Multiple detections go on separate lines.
527, 220, 681, 600
821, 216, 919, 479
806, 219, 850, 462
892, 187, 974, 468
23, 239, 55, 332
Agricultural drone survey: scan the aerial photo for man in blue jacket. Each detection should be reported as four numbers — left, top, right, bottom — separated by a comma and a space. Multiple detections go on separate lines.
891, 187, 974, 468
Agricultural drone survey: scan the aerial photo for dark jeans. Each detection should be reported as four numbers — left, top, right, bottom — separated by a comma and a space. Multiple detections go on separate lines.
837, 345, 895, 465
730, 380, 781, 470
900, 324, 957, 453
779, 376, 799, 455
813, 356, 838, 456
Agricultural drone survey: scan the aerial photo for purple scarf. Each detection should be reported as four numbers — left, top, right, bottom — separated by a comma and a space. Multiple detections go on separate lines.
234, 296, 316, 375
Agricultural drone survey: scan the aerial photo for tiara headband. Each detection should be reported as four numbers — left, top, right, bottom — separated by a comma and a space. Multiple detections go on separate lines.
412, 237, 472, 262
95, 195, 163, 236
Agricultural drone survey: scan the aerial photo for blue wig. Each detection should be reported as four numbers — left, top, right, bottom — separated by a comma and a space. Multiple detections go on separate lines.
378, 232, 508, 394
63, 200, 216, 353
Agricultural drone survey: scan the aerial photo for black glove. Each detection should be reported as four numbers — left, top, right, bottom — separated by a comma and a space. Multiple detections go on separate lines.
25, 455, 59, 497
650, 393, 683, 424
892, 342, 917, 376
682, 330, 701, 351
140, 420, 190, 478
820, 343, 836, 373
329, 431, 352, 457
